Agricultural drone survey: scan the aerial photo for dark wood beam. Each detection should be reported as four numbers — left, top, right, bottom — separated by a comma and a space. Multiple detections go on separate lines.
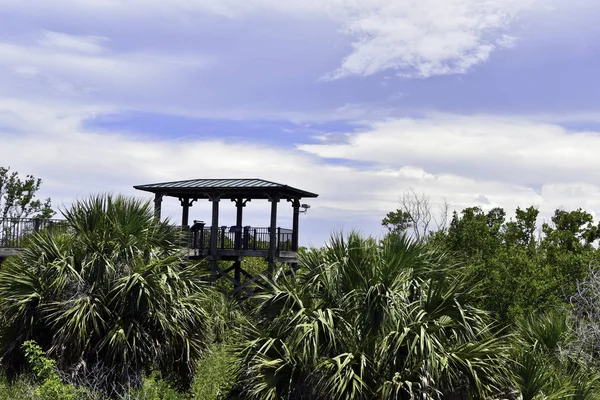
232, 197, 249, 250
214, 264, 254, 297
230, 271, 269, 296
180, 197, 190, 228
234, 260, 241, 284
291, 199, 300, 252
233, 198, 244, 284
153, 193, 163, 221
209, 195, 220, 282
268, 196, 279, 273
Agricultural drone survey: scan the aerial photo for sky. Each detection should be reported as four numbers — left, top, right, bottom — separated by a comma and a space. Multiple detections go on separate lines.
1, 0, 600, 246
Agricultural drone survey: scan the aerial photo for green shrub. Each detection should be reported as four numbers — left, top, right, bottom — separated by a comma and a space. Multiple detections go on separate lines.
237, 233, 511, 399
0, 195, 218, 393
127, 374, 189, 400
22, 341, 85, 400
0, 376, 35, 399
192, 344, 238, 400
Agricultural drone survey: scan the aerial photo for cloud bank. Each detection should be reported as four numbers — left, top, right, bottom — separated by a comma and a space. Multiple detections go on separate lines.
3, 98, 600, 244
2, 0, 540, 83
1, 0, 599, 245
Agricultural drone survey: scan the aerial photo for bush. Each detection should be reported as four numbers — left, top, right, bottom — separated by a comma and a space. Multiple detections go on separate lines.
236, 233, 511, 399
0, 376, 35, 400
126, 374, 189, 400
192, 343, 238, 400
508, 310, 600, 399
22, 341, 86, 400
0, 195, 219, 394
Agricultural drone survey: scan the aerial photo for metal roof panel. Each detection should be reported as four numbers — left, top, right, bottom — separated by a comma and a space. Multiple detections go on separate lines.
133, 178, 318, 199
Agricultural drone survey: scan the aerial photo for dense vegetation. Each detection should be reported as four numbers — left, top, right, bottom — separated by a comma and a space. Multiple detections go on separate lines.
0, 194, 241, 399
1, 179, 600, 398
432, 206, 600, 324
236, 234, 510, 398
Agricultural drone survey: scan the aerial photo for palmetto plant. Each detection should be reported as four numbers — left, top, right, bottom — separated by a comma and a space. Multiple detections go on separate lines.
237, 233, 511, 399
0, 194, 219, 392
510, 310, 600, 400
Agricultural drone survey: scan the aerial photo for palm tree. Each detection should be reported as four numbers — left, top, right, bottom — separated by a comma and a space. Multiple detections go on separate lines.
510, 310, 600, 400
236, 232, 511, 399
0, 194, 221, 392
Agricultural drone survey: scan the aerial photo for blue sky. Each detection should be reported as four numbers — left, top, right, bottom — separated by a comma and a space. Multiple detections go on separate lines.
2, 0, 600, 245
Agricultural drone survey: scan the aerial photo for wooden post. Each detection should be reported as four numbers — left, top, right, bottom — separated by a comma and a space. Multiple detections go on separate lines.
235, 198, 244, 250
234, 261, 241, 285
292, 199, 300, 252
268, 196, 279, 274
154, 193, 163, 221
181, 197, 190, 228
234, 197, 246, 285
209, 196, 220, 283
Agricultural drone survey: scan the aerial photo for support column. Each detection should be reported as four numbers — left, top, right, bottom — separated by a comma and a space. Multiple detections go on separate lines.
180, 198, 196, 248
209, 195, 220, 283
154, 193, 163, 221
292, 199, 300, 252
268, 196, 279, 274
181, 197, 190, 228
232, 197, 250, 250
232, 197, 250, 284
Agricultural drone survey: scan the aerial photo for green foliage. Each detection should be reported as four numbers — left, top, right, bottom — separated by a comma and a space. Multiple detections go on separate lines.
0, 376, 35, 399
22, 341, 84, 400
236, 232, 511, 399
3, 190, 600, 399
509, 311, 600, 400
127, 373, 189, 400
33, 373, 80, 400
192, 343, 238, 400
23, 341, 60, 382
381, 209, 412, 235
0, 194, 220, 394
430, 205, 600, 323
0, 370, 200, 400
515, 310, 571, 354
0, 166, 54, 219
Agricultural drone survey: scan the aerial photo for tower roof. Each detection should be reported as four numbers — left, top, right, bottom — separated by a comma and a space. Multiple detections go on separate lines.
134, 178, 318, 200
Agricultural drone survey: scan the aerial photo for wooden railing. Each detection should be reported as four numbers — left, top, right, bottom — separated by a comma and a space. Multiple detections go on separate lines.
1, 218, 295, 255
0, 218, 66, 248
190, 225, 293, 253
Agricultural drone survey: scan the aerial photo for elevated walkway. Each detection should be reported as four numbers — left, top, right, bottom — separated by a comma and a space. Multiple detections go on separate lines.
0, 218, 65, 263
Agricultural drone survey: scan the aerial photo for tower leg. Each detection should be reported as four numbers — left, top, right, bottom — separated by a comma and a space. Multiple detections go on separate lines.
210, 259, 218, 283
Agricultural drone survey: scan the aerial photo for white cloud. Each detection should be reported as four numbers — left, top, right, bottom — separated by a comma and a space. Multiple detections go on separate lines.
497, 34, 518, 48
326, 0, 534, 79
0, 32, 215, 99
0, 0, 591, 126
3, 98, 600, 245
298, 115, 600, 186
0, 0, 548, 81
38, 30, 108, 54
1, 0, 599, 246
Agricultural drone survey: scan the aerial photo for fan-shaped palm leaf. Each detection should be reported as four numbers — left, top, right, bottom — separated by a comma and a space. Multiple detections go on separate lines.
0, 194, 219, 392
237, 232, 511, 399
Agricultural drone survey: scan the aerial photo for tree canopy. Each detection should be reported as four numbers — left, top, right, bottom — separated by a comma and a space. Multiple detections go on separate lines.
0, 167, 54, 219
384, 195, 600, 324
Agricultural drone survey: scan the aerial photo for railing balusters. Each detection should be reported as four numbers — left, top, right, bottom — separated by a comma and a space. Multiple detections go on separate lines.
1, 219, 296, 254
0, 218, 65, 248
